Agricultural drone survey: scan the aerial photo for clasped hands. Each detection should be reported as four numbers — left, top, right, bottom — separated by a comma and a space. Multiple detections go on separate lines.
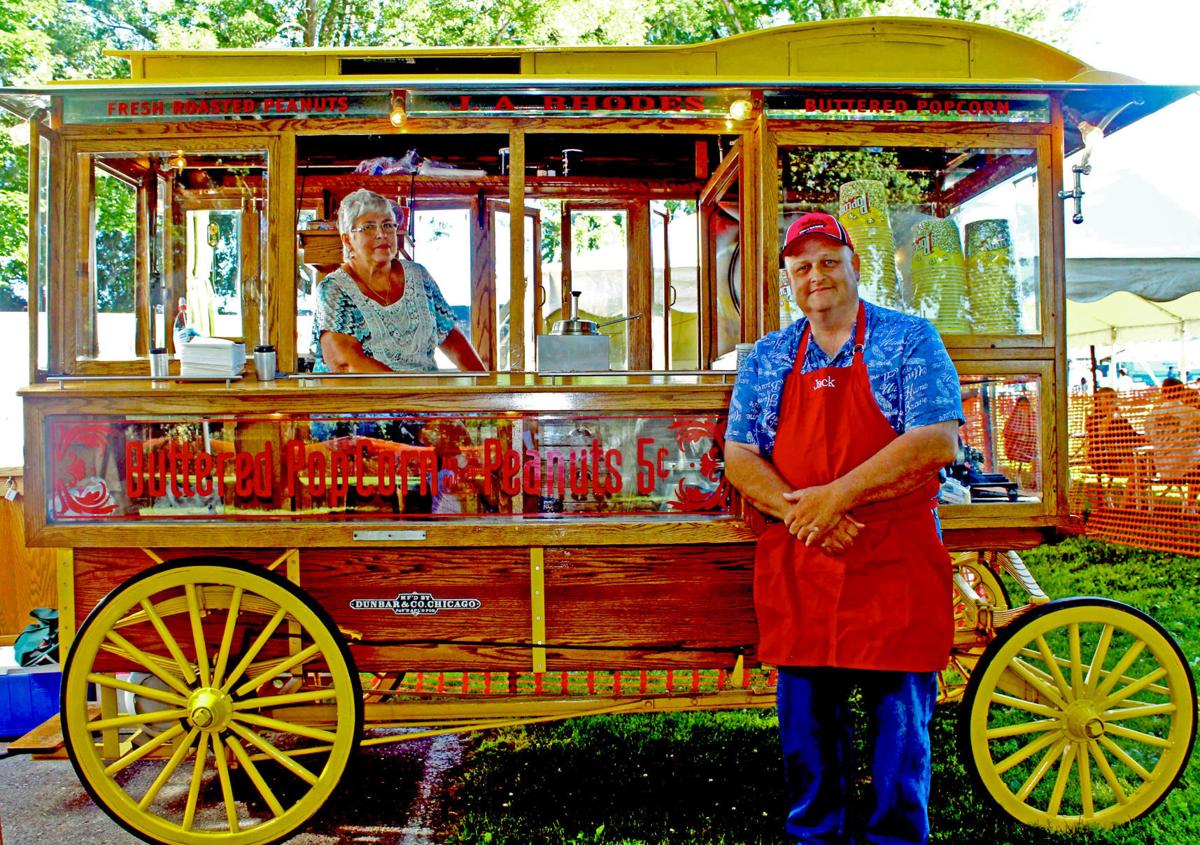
781, 482, 864, 556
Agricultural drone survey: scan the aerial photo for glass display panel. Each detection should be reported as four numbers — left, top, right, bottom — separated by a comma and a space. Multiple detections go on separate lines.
650, 200, 701, 370
776, 144, 1040, 336
413, 207, 474, 369
951, 374, 1043, 504
88, 165, 137, 359
45, 412, 732, 522
568, 208, 628, 370
294, 132, 508, 371
78, 149, 268, 361
495, 208, 537, 370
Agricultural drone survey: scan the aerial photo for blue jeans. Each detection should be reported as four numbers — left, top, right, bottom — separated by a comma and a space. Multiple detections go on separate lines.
776, 667, 938, 845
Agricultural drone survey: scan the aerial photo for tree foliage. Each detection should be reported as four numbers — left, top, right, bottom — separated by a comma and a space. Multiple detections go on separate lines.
0, 0, 1082, 309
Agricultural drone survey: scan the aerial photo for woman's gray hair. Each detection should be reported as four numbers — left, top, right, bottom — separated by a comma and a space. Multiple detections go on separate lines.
337, 189, 395, 260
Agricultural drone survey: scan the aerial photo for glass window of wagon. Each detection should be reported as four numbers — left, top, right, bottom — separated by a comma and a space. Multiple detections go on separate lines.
75, 149, 268, 363
775, 144, 1040, 337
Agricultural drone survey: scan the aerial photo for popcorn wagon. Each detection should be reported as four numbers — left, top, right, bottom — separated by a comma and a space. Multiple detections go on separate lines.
5, 17, 1196, 843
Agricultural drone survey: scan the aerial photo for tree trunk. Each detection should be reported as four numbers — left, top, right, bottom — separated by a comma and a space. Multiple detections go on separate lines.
719, 0, 745, 33
305, 0, 320, 47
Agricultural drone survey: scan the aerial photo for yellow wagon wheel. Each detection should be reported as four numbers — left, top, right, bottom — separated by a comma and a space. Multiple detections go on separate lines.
940, 551, 1010, 703
961, 597, 1196, 829
62, 559, 362, 845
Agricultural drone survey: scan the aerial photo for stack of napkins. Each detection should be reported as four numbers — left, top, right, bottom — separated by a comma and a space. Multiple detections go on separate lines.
178, 337, 246, 377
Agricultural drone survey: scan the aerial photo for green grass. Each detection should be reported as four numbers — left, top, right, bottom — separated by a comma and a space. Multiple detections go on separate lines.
436, 538, 1199, 844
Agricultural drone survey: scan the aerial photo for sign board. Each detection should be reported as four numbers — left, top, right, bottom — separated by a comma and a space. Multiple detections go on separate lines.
46, 412, 731, 522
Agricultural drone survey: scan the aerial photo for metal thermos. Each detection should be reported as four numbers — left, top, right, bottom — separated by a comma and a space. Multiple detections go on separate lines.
254, 345, 277, 381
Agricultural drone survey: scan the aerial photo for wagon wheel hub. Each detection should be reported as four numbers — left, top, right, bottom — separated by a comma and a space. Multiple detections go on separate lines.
1063, 700, 1105, 741
187, 688, 233, 732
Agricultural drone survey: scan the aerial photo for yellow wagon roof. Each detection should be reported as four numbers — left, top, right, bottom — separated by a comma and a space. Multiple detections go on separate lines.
105, 18, 1110, 86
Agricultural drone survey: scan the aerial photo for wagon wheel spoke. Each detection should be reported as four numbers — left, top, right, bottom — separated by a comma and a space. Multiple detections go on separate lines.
1083, 623, 1114, 695
87, 708, 190, 733
995, 727, 1063, 775
219, 605, 288, 694
985, 718, 1058, 740
234, 643, 323, 697
139, 597, 198, 685
1008, 656, 1068, 709
211, 585, 244, 689
86, 671, 188, 708
1097, 734, 1153, 781
1103, 722, 1174, 749
227, 722, 320, 786
232, 688, 342, 711
225, 735, 286, 817
1102, 702, 1178, 720
1076, 742, 1094, 819
1034, 635, 1072, 698
102, 630, 193, 698
1094, 640, 1147, 700
1088, 740, 1130, 805
234, 711, 338, 744
185, 584, 213, 688
1101, 667, 1169, 709
103, 723, 187, 777
1068, 623, 1084, 697
1015, 737, 1068, 801
989, 690, 1060, 719
138, 727, 200, 810
212, 737, 241, 833
1045, 742, 1075, 817
181, 731, 210, 832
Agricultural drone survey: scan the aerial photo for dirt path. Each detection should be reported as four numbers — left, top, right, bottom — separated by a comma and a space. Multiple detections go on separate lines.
0, 730, 466, 845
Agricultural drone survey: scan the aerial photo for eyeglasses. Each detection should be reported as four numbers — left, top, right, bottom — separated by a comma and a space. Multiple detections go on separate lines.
350, 221, 399, 235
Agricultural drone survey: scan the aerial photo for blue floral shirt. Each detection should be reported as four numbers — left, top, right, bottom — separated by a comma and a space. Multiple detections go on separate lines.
311, 261, 457, 373
726, 301, 963, 459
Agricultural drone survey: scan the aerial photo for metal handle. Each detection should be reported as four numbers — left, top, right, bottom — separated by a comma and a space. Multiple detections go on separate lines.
596, 313, 643, 329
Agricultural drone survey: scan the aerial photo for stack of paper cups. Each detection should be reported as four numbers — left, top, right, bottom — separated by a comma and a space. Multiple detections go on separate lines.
839, 180, 902, 310
909, 217, 969, 333
965, 219, 1020, 333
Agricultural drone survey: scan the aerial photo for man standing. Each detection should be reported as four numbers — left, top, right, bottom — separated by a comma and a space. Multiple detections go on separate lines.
724, 212, 962, 844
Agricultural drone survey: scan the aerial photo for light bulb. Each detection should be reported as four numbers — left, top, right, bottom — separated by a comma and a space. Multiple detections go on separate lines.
728, 99, 754, 121
389, 92, 407, 126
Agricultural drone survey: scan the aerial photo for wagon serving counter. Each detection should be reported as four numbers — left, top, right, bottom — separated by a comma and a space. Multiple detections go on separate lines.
6, 17, 1197, 844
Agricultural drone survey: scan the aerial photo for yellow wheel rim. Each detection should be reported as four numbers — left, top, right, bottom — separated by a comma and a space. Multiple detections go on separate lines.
964, 598, 1196, 829
62, 560, 361, 845
940, 552, 1010, 704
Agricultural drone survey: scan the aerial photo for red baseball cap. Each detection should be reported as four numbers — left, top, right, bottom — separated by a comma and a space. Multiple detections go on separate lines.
782, 211, 854, 255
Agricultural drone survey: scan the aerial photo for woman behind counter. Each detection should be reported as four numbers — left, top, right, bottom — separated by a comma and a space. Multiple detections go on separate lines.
312, 188, 486, 373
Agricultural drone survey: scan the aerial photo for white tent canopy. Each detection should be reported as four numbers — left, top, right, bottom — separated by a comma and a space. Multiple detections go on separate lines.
1068, 290, 1200, 345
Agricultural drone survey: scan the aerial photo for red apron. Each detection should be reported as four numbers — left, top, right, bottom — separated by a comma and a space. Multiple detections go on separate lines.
754, 303, 952, 671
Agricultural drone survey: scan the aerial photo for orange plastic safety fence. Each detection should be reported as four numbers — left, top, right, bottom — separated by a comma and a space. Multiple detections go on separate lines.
1068, 383, 1200, 555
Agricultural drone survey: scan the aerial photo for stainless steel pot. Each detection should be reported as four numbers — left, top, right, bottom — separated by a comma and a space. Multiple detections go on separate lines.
551, 291, 641, 336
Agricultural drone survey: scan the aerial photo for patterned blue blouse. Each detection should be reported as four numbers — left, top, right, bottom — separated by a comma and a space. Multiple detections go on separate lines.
311, 261, 458, 373
726, 301, 963, 459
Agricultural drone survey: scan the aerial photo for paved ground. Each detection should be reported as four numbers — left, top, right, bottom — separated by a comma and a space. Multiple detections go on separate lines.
0, 732, 463, 845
